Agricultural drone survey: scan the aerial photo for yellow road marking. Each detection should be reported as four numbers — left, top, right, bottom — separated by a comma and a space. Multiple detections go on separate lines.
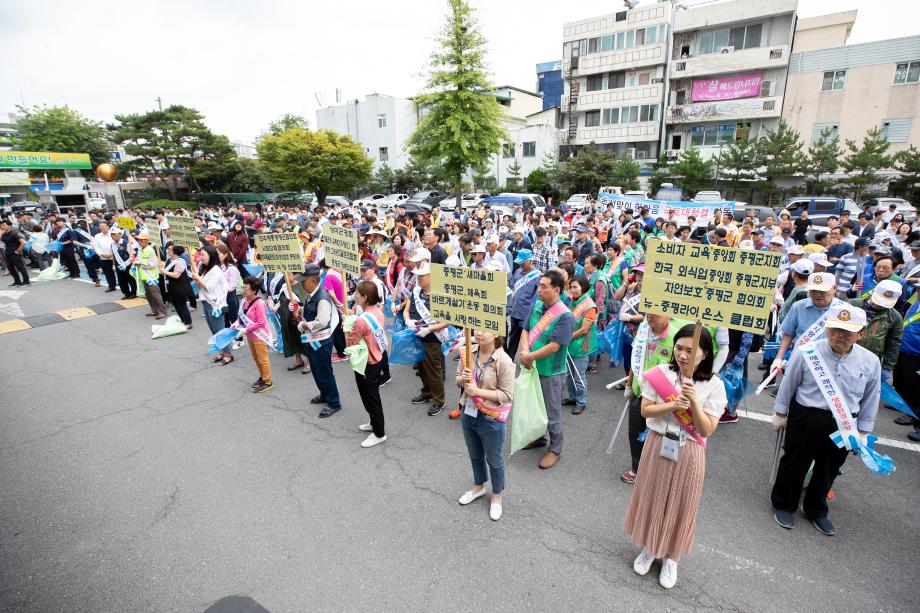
0, 319, 31, 334
57, 307, 97, 321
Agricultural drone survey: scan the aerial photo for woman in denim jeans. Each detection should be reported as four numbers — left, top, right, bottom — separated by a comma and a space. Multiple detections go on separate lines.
455, 330, 515, 521
191, 245, 231, 365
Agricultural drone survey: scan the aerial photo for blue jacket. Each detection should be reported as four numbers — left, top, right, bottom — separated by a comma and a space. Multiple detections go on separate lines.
509, 268, 540, 321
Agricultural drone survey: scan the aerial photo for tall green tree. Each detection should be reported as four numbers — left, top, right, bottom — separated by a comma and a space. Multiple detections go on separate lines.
610, 154, 641, 191
523, 167, 556, 200
647, 153, 671, 196
407, 0, 507, 207
13, 105, 111, 175
670, 147, 713, 196
368, 163, 397, 194
841, 126, 892, 201
506, 159, 522, 189
714, 139, 759, 199
892, 145, 920, 204
228, 159, 276, 193
758, 120, 805, 205
109, 105, 228, 200
804, 127, 842, 195
257, 128, 372, 205
267, 113, 310, 136
187, 133, 238, 192
539, 150, 561, 194
557, 144, 616, 195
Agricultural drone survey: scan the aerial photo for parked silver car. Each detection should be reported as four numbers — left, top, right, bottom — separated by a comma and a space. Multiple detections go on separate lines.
863, 197, 916, 223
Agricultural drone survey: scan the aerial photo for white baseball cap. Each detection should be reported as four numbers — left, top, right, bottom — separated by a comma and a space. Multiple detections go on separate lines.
806, 272, 835, 292
825, 304, 867, 332
787, 245, 805, 255
871, 279, 902, 309
792, 259, 815, 275
738, 240, 755, 250
769, 236, 785, 246
409, 247, 431, 262
807, 252, 831, 268
485, 234, 499, 244
470, 244, 486, 254
413, 262, 431, 276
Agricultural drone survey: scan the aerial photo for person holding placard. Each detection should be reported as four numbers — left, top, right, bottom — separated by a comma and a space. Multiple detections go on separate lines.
771, 305, 881, 536
456, 328, 515, 521
625, 325, 725, 589
110, 227, 137, 299
295, 264, 342, 418
405, 262, 451, 416
519, 269, 575, 469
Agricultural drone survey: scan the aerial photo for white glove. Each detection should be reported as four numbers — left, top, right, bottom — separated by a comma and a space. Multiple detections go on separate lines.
406, 318, 417, 329
619, 311, 633, 322
771, 358, 785, 373
771, 413, 787, 431
624, 385, 634, 400
773, 294, 785, 306
416, 326, 431, 337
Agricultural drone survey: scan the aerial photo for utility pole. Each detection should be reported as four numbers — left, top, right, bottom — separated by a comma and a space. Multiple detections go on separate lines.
155, 96, 163, 111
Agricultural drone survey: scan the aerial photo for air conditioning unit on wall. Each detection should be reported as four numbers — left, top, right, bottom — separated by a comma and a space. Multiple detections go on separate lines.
635, 151, 648, 159
719, 46, 735, 54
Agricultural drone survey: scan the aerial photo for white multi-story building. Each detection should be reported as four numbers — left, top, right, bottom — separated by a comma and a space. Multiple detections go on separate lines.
560, 1, 672, 161
315, 87, 559, 189
664, 0, 797, 161
315, 94, 419, 171
231, 140, 258, 159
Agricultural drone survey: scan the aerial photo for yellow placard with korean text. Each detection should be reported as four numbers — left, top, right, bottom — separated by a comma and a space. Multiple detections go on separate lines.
641, 238, 781, 333
429, 264, 508, 335
255, 232, 304, 272
116, 216, 136, 231
146, 219, 161, 249
165, 216, 199, 250
321, 224, 360, 277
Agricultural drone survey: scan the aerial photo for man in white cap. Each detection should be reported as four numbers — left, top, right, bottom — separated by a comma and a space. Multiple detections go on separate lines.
847, 279, 903, 386
772, 272, 839, 374
469, 243, 487, 269
771, 304, 880, 535
484, 234, 510, 273
405, 262, 450, 416
807, 252, 831, 273
777, 259, 814, 322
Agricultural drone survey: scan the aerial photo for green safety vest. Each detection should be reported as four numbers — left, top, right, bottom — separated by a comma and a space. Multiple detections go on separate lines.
568, 295, 598, 358
588, 270, 609, 317
631, 319, 685, 396
527, 301, 571, 377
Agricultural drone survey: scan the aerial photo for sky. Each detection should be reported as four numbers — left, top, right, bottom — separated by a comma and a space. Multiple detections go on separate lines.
2, 0, 918, 146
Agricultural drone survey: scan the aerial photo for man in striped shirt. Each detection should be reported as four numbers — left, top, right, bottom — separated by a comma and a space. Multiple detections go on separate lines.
835, 237, 870, 299
532, 227, 557, 274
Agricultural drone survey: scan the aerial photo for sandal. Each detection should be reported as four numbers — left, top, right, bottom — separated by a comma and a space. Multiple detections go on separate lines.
220, 356, 235, 366
288, 363, 304, 371
301, 367, 312, 374
213, 356, 223, 363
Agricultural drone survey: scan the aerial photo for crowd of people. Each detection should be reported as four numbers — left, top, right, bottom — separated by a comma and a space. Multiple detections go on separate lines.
1, 194, 914, 590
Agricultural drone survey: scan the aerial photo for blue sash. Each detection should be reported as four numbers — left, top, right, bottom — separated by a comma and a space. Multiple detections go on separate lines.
362, 312, 388, 354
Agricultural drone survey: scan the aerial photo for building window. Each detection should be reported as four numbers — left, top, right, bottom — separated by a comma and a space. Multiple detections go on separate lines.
626, 30, 635, 49
698, 29, 729, 55
736, 122, 752, 141
615, 10, 626, 21
379, 147, 388, 161
587, 74, 604, 91
523, 142, 536, 157
638, 71, 651, 85
609, 71, 625, 89
729, 24, 762, 50
635, 29, 645, 46
589, 37, 599, 53
601, 34, 614, 52
639, 104, 659, 122
602, 108, 620, 124
377, 113, 387, 128
821, 70, 847, 91
760, 80, 776, 97
621, 106, 639, 123
502, 143, 516, 158
894, 61, 920, 84
616, 32, 625, 50
585, 110, 601, 127
810, 123, 839, 143
690, 124, 735, 146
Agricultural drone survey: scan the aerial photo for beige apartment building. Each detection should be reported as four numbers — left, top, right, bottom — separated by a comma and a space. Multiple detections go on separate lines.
783, 16, 920, 154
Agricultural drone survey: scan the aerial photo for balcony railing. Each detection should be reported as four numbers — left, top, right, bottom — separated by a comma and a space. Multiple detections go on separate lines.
671, 45, 789, 78
667, 96, 782, 124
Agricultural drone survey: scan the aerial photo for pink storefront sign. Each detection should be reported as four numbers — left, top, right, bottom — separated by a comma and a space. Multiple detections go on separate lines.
691, 72, 763, 102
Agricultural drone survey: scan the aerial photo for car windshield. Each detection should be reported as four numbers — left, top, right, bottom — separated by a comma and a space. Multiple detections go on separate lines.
656, 189, 682, 200
410, 192, 430, 199
694, 193, 721, 202
531, 195, 547, 208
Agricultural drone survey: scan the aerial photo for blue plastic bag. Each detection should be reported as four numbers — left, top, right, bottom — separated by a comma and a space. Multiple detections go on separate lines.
390, 328, 426, 365
881, 380, 918, 419
384, 296, 394, 318
46, 241, 63, 253
206, 327, 239, 354
386, 312, 407, 334
243, 263, 264, 277
719, 362, 750, 412
267, 309, 284, 353
601, 320, 625, 367
440, 326, 461, 357
763, 334, 779, 361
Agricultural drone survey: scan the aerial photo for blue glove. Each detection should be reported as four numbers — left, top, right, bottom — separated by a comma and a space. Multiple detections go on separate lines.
212, 306, 223, 318
882, 369, 893, 385
731, 357, 744, 369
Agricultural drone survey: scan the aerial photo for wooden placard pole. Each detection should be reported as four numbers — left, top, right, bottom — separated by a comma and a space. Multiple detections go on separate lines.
464, 328, 473, 369
682, 321, 703, 380
338, 267, 351, 316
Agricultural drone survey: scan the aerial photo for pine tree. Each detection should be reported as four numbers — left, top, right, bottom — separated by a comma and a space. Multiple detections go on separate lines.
671, 147, 712, 197
804, 128, 842, 195
714, 139, 759, 199
407, 0, 506, 207
506, 159, 522, 190
892, 145, 920, 204
841, 127, 892, 201
610, 154, 641, 191
648, 153, 671, 196
757, 120, 805, 206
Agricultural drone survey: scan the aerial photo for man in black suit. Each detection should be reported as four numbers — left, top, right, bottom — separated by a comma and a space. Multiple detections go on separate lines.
855, 213, 876, 240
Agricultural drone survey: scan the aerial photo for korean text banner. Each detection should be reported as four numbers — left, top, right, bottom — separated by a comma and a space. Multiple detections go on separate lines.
597, 193, 735, 227
0, 151, 92, 169
146, 220, 162, 249
429, 264, 508, 335
255, 232, 304, 272
642, 238, 781, 333
692, 72, 764, 102
321, 225, 360, 276
165, 216, 200, 250
116, 216, 136, 231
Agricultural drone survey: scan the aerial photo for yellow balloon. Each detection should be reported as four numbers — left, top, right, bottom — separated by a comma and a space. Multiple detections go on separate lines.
96, 163, 118, 181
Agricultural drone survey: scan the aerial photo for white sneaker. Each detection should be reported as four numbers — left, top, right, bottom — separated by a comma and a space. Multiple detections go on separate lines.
489, 502, 502, 521
458, 487, 487, 505
659, 558, 678, 589
358, 423, 373, 432
633, 549, 655, 576
360, 433, 387, 448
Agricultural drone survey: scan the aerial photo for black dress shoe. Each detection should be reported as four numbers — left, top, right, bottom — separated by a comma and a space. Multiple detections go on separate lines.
561, 398, 576, 406
105, 288, 117, 293
318, 405, 341, 418
310, 395, 326, 405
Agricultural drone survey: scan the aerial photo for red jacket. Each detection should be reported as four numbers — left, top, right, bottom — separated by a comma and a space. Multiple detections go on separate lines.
226, 229, 249, 263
